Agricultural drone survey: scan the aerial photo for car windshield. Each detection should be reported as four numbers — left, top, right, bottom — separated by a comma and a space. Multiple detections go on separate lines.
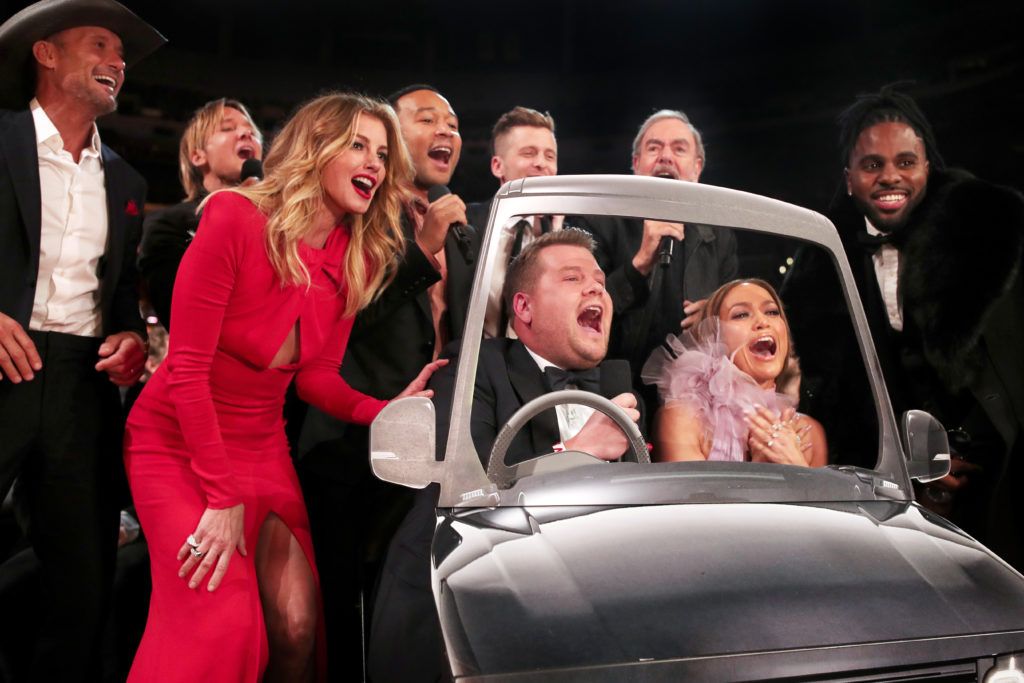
426, 176, 909, 508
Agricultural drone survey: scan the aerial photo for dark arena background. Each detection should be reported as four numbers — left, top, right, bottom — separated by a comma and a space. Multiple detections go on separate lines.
0, 0, 1023, 679
2, 0, 1019, 230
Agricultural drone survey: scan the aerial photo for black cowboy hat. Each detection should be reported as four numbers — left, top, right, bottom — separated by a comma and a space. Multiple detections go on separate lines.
0, 0, 166, 106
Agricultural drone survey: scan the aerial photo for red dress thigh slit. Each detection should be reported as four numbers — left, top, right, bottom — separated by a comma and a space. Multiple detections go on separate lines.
124, 192, 387, 682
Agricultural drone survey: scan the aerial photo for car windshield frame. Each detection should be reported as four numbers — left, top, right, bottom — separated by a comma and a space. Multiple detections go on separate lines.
435, 174, 910, 508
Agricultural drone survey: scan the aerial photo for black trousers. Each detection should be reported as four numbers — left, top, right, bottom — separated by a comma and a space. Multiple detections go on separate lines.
0, 330, 122, 682
296, 422, 415, 682
367, 484, 447, 683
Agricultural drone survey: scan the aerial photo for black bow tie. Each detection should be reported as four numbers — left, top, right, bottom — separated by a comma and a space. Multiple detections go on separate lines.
857, 229, 902, 253
544, 365, 601, 393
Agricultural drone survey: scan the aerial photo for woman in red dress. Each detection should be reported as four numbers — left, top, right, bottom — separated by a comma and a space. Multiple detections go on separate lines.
124, 93, 433, 682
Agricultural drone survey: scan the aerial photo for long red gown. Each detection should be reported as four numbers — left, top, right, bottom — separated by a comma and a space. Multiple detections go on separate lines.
124, 192, 386, 681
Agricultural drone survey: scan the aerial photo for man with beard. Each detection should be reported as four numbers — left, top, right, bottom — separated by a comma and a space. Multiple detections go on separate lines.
0, 0, 163, 677
295, 84, 477, 677
368, 229, 642, 681
138, 98, 263, 331
465, 105, 561, 337
579, 110, 738, 396
783, 85, 1024, 571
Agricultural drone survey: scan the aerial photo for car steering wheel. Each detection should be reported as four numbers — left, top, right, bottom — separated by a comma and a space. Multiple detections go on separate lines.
487, 389, 650, 488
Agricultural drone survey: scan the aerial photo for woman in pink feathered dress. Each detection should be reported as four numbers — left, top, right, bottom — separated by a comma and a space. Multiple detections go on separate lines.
643, 279, 827, 466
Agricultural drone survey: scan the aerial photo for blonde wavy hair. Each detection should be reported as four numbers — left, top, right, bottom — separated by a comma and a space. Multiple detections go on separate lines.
228, 92, 412, 316
179, 98, 263, 202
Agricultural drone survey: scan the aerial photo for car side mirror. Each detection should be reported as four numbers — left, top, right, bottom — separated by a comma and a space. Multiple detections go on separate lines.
901, 409, 952, 483
369, 397, 443, 489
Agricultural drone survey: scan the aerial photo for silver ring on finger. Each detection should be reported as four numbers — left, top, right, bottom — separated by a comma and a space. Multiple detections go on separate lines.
190, 546, 205, 558
767, 439, 775, 448
186, 534, 201, 548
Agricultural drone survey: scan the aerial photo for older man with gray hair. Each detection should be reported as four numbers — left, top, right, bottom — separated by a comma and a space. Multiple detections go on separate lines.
580, 108, 738, 381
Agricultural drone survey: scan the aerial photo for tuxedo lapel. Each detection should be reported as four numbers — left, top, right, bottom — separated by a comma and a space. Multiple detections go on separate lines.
101, 146, 127, 305
506, 341, 561, 450
401, 214, 434, 322
681, 223, 714, 293
444, 233, 472, 338
1, 110, 42, 262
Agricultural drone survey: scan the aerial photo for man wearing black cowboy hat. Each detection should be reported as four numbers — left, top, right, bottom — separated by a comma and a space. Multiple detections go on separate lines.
0, 0, 163, 677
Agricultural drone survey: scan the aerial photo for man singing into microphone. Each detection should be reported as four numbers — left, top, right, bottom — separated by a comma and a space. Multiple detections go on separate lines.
581, 109, 738, 379
138, 97, 263, 331
294, 84, 477, 675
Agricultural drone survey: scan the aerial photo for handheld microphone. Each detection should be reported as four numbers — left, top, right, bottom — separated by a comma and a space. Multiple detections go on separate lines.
240, 158, 263, 183
658, 236, 674, 268
427, 184, 474, 264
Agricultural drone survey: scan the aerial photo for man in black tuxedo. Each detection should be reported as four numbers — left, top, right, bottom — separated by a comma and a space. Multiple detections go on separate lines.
295, 84, 477, 677
0, 0, 163, 677
782, 86, 1024, 570
368, 229, 642, 682
578, 109, 738, 377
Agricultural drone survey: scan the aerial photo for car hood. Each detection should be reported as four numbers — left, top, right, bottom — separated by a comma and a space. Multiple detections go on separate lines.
433, 501, 1024, 677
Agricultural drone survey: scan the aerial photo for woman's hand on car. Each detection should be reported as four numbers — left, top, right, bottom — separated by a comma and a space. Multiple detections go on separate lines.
395, 358, 449, 400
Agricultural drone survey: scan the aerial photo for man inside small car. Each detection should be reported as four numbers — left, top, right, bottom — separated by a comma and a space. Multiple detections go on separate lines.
368, 228, 643, 681
432, 227, 643, 466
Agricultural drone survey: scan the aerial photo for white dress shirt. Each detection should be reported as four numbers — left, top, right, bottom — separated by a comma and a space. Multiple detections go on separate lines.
524, 346, 595, 445
865, 217, 903, 331
484, 214, 564, 338
29, 98, 108, 337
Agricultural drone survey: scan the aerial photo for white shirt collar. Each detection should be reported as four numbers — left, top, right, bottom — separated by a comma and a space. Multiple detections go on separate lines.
864, 216, 884, 237
31, 98, 103, 160
524, 345, 562, 372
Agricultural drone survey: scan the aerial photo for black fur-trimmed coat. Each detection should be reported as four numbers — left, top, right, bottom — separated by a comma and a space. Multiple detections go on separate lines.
897, 169, 1024, 392
784, 167, 1024, 568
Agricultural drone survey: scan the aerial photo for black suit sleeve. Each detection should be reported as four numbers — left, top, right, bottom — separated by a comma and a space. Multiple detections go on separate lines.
110, 180, 147, 339
427, 342, 460, 461
350, 237, 441, 342
138, 201, 197, 330
426, 341, 500, 466
717, 226, 740, 284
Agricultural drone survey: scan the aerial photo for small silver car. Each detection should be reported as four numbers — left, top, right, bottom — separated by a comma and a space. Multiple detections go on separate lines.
370, 175, 1024, 681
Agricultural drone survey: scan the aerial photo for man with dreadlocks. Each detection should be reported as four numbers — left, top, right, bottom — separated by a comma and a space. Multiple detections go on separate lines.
783, 85, 1024, 570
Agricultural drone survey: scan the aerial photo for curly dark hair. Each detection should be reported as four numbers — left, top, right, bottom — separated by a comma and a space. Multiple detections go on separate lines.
836, 83, 945, 172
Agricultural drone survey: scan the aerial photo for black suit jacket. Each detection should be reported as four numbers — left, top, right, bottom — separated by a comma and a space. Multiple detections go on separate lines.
430, 338, 641, 467
296, 210, 479, 463
0, 109, 146, 338
342, 211, 477, 397
576, 214, 738, 378
137, 197, 201, 331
